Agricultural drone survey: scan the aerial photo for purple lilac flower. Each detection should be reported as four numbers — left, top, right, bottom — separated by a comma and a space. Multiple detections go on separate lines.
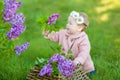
3, 0, 22, 19
6, 24, 26, 40
4, 0, 25, 40
58, 59, 75, 77
4, 0, 14, 7
39, 64, 52, 76
14, 42, 30, 55
11, 13, 25, 25
4, 0, 29, 54
48, 54, 59, 63
3, 0, 23, 24
57, 54, 66, 62
7, 3, 19, 13
4, 0, 22, 9
3, 9, 15, 22
48, 54, 66, 63
47, 13, 59, 25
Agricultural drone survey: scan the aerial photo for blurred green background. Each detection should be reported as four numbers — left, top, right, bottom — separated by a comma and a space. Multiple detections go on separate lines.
0, 0, 120, 80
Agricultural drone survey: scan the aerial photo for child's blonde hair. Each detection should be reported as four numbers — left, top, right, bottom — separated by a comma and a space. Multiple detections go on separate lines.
70, 11, 89, 31
79, 12, 89, 27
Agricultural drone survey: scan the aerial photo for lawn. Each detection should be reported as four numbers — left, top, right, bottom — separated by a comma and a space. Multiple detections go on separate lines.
0, 0, 120, 80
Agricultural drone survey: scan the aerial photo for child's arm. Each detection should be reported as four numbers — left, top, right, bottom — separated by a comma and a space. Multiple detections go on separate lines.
42, 30, 59, 42
73, 35, 91, 65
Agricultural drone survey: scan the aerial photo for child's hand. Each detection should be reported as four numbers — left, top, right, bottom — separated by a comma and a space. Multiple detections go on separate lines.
42, 30, 49, 39
73, 60, 81, 66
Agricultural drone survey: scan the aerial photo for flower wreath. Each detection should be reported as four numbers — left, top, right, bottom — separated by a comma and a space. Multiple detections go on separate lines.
70, 11, 84, 25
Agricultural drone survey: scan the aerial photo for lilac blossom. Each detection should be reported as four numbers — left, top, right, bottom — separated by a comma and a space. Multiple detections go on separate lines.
47, 13, 59, 25
48, 54, 66, 63
3, 0, 25, 39
4, 0, 22, 9
3, 0, 29, 54
6, 24, 26, 40
11, 13, 25, 25
6, 3, 20, 13
4, 0, 15, 7
39, 64, 52, 76
3, 1, 24, 24
57, 54, 66, 62
3, 9, 15, 22
41, 54, 75, 77
14, 42, 30, 55
58, 59, 75, 77
3, 0, 23, 23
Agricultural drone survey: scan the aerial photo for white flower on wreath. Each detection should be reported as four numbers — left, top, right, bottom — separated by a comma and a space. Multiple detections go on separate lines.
70, 11, 84, 24
70, 11, 79, 19
76, 16, 84, 24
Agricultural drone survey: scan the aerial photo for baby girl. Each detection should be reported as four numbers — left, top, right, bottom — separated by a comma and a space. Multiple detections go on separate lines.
43, 11, 95, 74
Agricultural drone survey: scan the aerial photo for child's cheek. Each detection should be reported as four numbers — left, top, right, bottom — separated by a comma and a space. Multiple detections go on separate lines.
66, 24, 71, 29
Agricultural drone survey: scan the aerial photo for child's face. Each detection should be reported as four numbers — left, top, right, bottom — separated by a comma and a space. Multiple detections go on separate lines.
66, 16, 83, 34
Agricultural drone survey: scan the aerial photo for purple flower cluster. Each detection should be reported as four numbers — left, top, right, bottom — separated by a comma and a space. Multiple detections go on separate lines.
48, 54, 65, 63
4, 0, 22, 9
48, 54, 75, 77
39, 54, 74, 77
58, 59, 75, 77
3, 0, 29, 55
47, 13, 59, 25
39, 64, 52, 76
3, 0, 25, 40
6, 24, 25, 40
14, 42, 30, 56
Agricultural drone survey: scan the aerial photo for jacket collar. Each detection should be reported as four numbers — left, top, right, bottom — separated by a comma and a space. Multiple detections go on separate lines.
65, 30, 86, 39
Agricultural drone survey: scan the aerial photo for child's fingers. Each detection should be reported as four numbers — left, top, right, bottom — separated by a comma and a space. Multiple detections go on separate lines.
42, 30, 48, 36
73, 60, 81, 66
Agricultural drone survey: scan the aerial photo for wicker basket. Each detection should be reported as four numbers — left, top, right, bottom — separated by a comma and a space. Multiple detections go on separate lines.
26, 64, 91, 80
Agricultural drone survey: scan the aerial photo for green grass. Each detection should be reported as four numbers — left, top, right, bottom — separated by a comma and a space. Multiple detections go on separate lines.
0, 0, 120, 80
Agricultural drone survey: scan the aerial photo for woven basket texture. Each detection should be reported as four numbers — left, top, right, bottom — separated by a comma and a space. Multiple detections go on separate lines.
26, 64, 91, 80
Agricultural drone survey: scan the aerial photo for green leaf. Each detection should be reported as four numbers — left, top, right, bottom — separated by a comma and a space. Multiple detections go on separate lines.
35, 57, 49, 68
35, 61, 39, 65
69, 55, 74, 60
56, 44, 62, 52
51, 62, 59, 75
68, 49, 72, 54
37, 57, 46, 63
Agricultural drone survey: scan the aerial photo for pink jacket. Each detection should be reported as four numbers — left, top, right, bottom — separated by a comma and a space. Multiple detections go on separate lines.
47, 29, 95, 73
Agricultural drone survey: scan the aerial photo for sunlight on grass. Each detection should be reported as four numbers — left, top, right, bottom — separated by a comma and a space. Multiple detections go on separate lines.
95, 0, 120, 22
99, 13, 109, 22
96, 0, 120, 13
101, 0, 120, 7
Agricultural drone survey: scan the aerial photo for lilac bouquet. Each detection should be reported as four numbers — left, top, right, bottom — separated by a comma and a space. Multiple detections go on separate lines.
47, 14, 59, 25
37, 13, 60, 33
37, 54, 75, 77
3, 0, 29, 55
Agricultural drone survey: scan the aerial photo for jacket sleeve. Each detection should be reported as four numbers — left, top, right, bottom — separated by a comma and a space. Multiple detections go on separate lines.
47, 31, 59, 42
73, 35, 91, 65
